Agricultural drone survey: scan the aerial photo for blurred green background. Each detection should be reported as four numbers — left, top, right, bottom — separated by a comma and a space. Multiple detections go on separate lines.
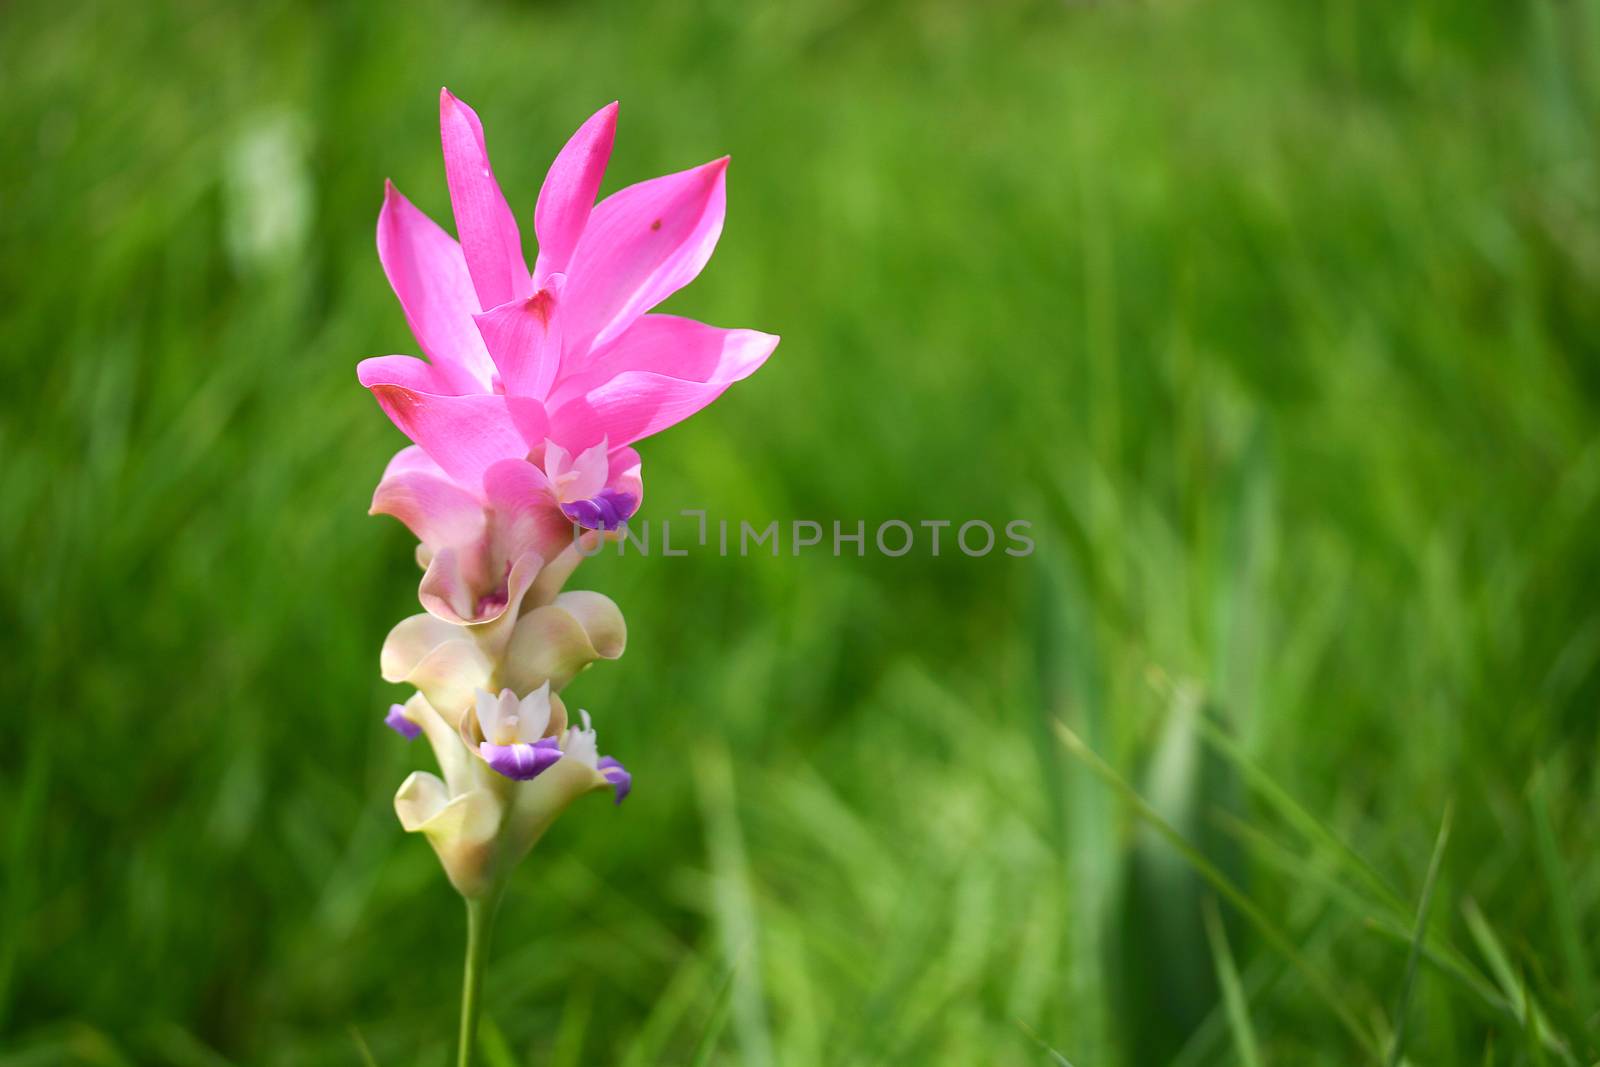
3, 0, 1599, 1063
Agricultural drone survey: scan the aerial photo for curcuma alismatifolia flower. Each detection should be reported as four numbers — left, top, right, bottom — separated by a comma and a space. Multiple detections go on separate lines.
364, 91, 776, 908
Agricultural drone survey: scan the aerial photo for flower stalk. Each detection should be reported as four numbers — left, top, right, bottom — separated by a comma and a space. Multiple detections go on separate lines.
457, 894, 499, 1067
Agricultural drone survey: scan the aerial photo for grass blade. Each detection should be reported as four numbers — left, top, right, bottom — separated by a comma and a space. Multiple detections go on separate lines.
1212, 809, 1511, 1018
1053, 721, 1380, 1059
1462, 898, 1574, 1064
1202, 895, 1263, 1067
347, 1026, 379, 1067
687, 961, 742, 1067
1529, 766, 1596, 1043
477, 1017, 518, 1067
1198, 726, 1521, 1030
1385, 802, 1453, 1067
1016, 1020, 1077, 1066
1192, 712, 1404, 913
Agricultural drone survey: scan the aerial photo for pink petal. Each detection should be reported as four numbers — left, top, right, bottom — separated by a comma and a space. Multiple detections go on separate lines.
356, 354, 461, 397
483, 458, 575, 560
484, 455, 554, 502
547, 315, 777, 448
506, 395, 552, 453
377, 181, 496, 392
606, 445, 644, 502
361, 358, 546, 490
561, 157, 728, 357
542, 439, 574, 484
418, 547, 544, 630
472, 282, 563, 399
440, 88, 531, 311
541, 438, 608, 501
533, 102, 618, 284
420, 551, 545, 635
550, 314, 776, 401
563, 438, 610, 501
417, 545, 494, 624
370, 446, 486, 550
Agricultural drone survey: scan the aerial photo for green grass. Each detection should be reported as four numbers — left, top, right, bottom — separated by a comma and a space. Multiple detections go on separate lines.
2, 0, 1598, 1063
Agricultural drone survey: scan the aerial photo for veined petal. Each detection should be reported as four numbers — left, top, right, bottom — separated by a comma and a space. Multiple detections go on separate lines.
533, 102, 617, 284
473, 282, 563, 400
359, 365, 543, 490
562, 157, 728, 357
547, 317, 777, 448
370, 446, 485, 551
377, 181, 496, 391
440, 88, 532, 311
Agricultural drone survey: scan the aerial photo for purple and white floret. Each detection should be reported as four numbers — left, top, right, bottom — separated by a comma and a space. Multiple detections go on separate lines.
469, 684, 631, 803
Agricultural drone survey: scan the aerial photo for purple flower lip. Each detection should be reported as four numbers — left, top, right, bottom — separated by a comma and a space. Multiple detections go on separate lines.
597, 756, 632, 805
385, 704, 422, 741
480, 737, 564, 781
562, 488, 639, 532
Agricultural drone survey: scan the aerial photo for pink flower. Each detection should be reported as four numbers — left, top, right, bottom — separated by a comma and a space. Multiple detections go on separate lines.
361, 90, 778, 623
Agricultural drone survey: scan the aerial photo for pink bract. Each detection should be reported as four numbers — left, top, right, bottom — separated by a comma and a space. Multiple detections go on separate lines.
361, 90, 778, 623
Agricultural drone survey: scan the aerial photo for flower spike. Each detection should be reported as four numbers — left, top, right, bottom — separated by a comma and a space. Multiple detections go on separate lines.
361, 94, 770, 1057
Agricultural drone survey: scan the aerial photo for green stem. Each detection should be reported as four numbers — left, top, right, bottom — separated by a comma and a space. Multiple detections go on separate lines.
457, 895, 497, 1067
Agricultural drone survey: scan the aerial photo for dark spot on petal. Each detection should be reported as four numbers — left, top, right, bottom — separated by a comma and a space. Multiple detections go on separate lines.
524, 288, 555, 326
650, 218, 662, 231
